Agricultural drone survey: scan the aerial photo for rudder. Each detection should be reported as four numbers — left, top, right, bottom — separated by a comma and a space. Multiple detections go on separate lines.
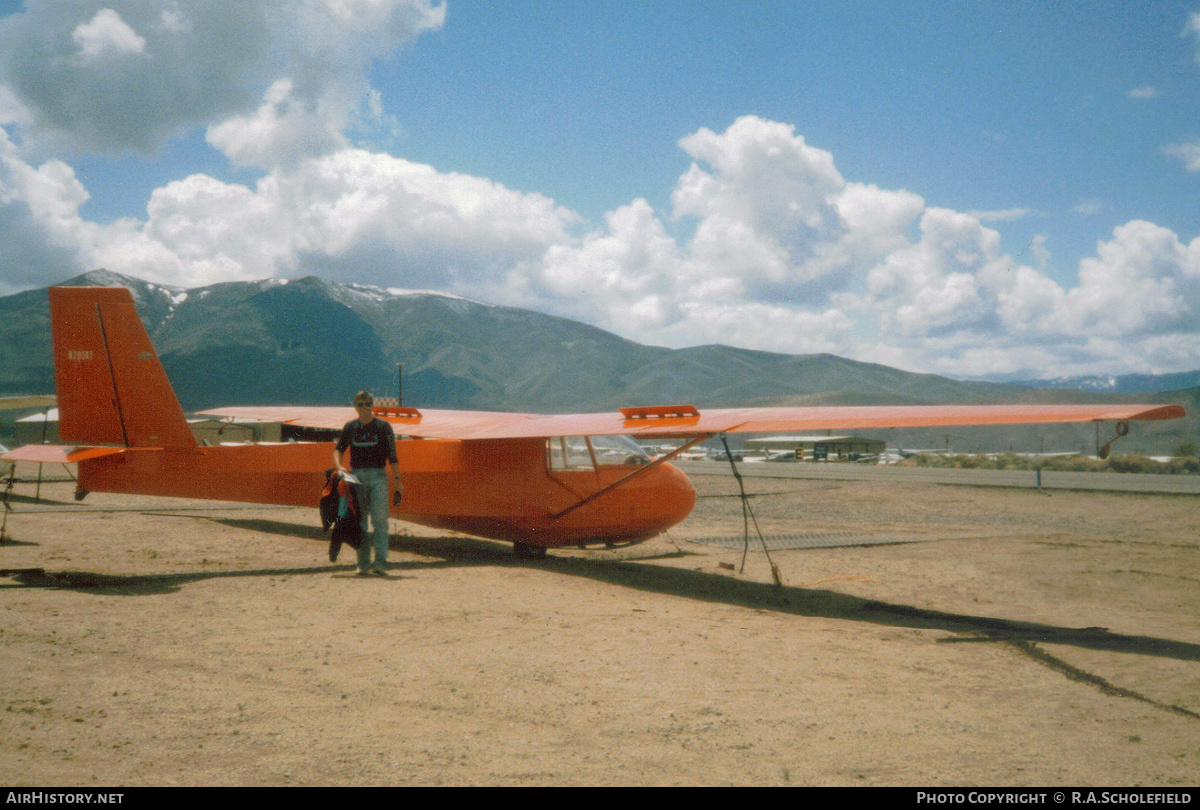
50, 286, 196, 448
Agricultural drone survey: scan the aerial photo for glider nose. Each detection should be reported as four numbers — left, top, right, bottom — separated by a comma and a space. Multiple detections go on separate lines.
649, 462, 696, 534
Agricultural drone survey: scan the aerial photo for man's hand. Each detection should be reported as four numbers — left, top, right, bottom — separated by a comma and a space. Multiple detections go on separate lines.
393, 488, 403, 505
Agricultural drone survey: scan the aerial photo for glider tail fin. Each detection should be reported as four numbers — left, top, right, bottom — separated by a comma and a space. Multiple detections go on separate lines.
50, 286, 196, 448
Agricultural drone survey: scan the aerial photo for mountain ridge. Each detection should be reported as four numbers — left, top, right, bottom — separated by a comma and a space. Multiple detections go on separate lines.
1, 270, 1194, 453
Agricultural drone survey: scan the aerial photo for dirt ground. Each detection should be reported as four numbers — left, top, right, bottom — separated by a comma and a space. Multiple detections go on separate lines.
1, 462, 1198, 787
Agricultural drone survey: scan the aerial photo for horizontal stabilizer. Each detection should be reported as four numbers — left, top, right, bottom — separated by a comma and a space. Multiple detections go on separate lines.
1, 444, 124, 464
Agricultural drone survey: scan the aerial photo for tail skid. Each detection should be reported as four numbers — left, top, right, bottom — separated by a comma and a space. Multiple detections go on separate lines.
50, 286, 195, 449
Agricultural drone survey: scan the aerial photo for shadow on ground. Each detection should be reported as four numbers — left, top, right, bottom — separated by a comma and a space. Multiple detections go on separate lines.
3, 516, 1198, 669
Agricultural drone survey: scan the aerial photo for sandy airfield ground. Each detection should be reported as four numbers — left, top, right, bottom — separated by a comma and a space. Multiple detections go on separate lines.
0, 462, 1198, 787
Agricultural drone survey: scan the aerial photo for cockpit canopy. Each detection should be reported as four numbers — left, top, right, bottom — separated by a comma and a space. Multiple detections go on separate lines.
546, 435, 650, 471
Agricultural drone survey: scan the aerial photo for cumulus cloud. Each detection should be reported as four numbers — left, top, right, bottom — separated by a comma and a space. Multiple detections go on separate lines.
45, 147, 575, 291
673, 117, 848, 293
205, 0, 446, 169
72, 8, 146, 58
2, 2, 269, 152
0, 0, 443, 155
0, 127, 90, 291
486, 115, 1197, 376
1164, 139, 1200, 173
664, 302, 855, 356
1060, 220, 1200, 338
9, 104, 1200, 377
538, 199, 686, 329
206, 79, 345, 169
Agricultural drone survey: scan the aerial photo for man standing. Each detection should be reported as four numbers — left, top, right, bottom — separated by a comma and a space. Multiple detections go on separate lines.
333, 391, 401, 577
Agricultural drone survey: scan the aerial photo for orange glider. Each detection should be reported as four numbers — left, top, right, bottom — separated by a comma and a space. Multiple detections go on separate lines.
2, 286, 1186, 557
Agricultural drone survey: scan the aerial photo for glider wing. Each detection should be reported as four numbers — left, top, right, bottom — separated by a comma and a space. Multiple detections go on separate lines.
197, 402, 1186, 441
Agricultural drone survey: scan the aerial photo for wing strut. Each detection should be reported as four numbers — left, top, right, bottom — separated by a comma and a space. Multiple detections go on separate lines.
719, 434, 781, 586
549, 435, 713, 521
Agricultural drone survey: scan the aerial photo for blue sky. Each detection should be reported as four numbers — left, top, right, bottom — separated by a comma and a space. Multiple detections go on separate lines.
1, 0, 1199, 379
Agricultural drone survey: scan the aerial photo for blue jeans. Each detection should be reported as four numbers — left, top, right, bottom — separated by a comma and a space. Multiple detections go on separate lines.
353, 468, 391, 571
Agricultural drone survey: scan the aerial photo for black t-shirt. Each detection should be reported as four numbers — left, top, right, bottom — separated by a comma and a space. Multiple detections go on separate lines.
336, 418, 398, 469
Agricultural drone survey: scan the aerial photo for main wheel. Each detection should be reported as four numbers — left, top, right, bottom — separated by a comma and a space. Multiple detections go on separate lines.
513, 542, 547, 560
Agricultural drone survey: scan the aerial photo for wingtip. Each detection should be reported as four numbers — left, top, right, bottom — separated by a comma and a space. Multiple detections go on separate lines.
1146, 404, 1187, 420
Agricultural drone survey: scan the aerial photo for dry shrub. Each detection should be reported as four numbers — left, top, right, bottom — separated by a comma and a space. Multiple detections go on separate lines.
902, 453, 1200, 475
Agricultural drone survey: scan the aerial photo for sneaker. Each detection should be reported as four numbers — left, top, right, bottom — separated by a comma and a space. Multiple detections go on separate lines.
357, 569, 371, 577
370, 567, 389, 577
